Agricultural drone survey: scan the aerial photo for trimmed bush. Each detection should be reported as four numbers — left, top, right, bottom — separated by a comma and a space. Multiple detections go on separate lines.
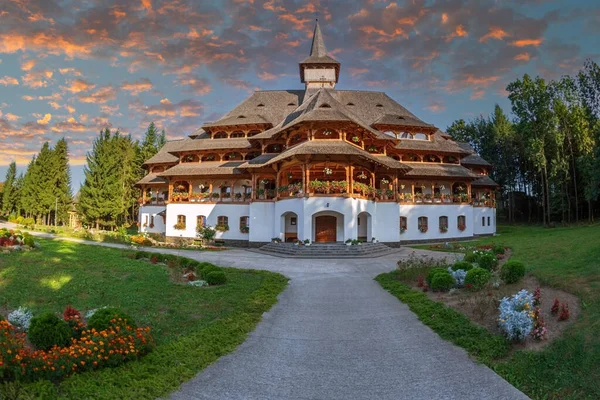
463, 251, 476, 263
426, 267, 449, 286
493, 244, 505, 255
500, 260, 526, 284
451, 261, 473, 271
23, 234, 35, 248
88, 307, 136, 332
28, 312, 73, 350
465, 267, 491, 291
205, 271, 227, 285
135, 251, 149, 259
430, 271, 455, 292
200, 264, 223, 278
476, 252, 498, 270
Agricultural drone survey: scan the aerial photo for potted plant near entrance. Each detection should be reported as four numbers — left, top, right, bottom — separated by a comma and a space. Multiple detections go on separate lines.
345, 239, 353, 246
271, 237, 282, 243
258, 188, 265, 199
303, 239, 311, 246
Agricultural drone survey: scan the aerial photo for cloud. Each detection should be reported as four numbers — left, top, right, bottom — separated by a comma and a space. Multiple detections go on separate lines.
175, 74, 212, 95
64, 79, 96, 93
77, 85, 118, 104
37, 113, 52, 125
21, 59, 37, 71
514, 52, 531, 61
0, 76, 19, 86
22, 69, 54, 88
479, 27, 511, 42
121, 78, 153, 95
58, 68, 83, 76
510, 38, 544, 47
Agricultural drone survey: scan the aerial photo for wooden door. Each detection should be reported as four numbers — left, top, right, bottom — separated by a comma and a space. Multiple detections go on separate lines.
315, 216, 337, 243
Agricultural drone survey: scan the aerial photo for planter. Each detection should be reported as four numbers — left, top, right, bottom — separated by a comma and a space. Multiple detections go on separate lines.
346, 242, 352, 246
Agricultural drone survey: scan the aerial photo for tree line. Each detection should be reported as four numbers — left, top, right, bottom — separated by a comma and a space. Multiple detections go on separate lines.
0, 122, 166, 229
448, 60, 600, 224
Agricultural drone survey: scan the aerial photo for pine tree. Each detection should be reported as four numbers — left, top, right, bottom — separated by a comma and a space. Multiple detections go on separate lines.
20, 156, 40, 220
1, 162, 17, 216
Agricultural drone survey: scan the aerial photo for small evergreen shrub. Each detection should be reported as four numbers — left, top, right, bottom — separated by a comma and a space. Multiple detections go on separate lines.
500, 260, 526, 284
23, 234, 35, 248
493, 244, 505, 255
430, 272, 455, 292
134, 251, 148, 259
476, 252, 498, 270
88, 307, 136, 332
463, 251, 476, 263
8, 307, 33, 331
28, 313, 73, 350
426, 267, 449, 286
451, 261, 473, 271
200, 264, 223, 278
205, 271, 227, 285
465, 268, 491, 291
448, 267, 467, 287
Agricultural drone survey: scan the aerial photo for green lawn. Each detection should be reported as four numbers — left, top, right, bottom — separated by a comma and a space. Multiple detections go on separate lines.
395, 224, 600, 399
0, 239, 287, 399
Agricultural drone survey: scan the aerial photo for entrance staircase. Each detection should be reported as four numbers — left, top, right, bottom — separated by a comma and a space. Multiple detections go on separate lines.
252, 242, 398, 259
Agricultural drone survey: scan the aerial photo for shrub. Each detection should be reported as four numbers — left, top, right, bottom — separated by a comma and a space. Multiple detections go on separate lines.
500, 260, 526, 284
88, 307, 135, 332
463, 251, 476, 263
416, 275, 424, 287
28, 312, 73, 350
23, 234, 35, 248
465, 268, 491, 291
200, 264, 223, 279
134, 251, 149, 259
551, 298, 560, 315
498, 289, 534, 341
493, 244, 505, 255
559, 303, 570, 320
63, 305, 81, 321
448, 267, 467, 287
451, 261, 473, 271
476, 252, 498, 270
7, 307, 33, 331
205, 271, 227, 285
430, 272, 455, 292
426, 267, 449, 286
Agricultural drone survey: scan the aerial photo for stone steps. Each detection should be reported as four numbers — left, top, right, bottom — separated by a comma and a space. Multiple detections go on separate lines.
251, 242, 398, 259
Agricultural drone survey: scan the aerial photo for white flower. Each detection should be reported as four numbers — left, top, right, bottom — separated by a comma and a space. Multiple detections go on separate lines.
188, 280, 209, 287
8, 307, 34, 331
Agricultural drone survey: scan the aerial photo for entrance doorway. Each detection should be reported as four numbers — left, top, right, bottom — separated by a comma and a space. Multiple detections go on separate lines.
315, 216, 337, 243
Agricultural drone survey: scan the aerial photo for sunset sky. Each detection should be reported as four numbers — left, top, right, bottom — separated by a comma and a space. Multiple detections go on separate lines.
1, 0, 599, 189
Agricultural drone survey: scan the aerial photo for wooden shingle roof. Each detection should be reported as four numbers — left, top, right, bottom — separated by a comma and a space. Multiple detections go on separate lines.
143, 140, 183, 165
158, 161, 247, 177
403, 163, 479, 179
136, 173, 168, 186
456, 142, 492, 166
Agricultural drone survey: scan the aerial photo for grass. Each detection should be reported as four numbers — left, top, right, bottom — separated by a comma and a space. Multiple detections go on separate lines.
379, 224, 600, 399
0, 239, 287, 399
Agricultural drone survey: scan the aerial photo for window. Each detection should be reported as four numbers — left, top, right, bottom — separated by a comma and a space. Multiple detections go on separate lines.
144, 215, 148, 227
418, 216, 428, 233
414, 133, 429, 140
175, 215, 186, 230
150, 215, 154, 227
197, 215, 206, 228
213, 131, 227, 139
291, 217, 297, 226
457, 215, 466, 231
439, 216, 448, 233
487, 216, 491, 226
482, 216, 486, 226
217, 216, 228, 226
400, 216, 407, 234
240, 216, 249, 233
230, 131, 245, 138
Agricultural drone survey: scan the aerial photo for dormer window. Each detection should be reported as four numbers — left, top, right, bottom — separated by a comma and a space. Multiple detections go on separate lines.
397, 116, 405, 120
238, 115, 246, 119
400, 132, 413, 139
376, 104, 383, 108
257, 103, 265, 107
287, 102, 296, 106
414, 133, 429, 140
320, 103, 331, 108
346, 102, 355, 106
383, 130, 395, 137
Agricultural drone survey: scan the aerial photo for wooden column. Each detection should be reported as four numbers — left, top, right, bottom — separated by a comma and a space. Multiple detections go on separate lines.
208, 182, 213, 197
306, 166, 311, 194
349, 165, 354, 195
276, 169, 281, 199
467, 183, 472, 202
189, 181, 193, 197
168, 181, 173, 202
345, 164, 350, 194
301, 164, 306, 195
142, 186, 147, 204
251, 175, 256, 200
411, 183, 415, 203
393, 175, 398, 201
370, 171, 375, 188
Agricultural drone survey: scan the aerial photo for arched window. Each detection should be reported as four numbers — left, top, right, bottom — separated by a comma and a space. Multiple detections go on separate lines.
182, 154, 198, 163
265, 143, 283, 153
414, 133, 429, 140
240, 216, 249, 233
400, 216, 407, 234
175, 215, 186, 230
403, 153, 420, 162
244, 151, 260, 160
424, 154, 440, 163
202, 153, 219, 162
418, 216, 428, 233
223, 152, 242, 161
439, 216, 448, 233
389, 154, 401, 161
197, 215, 206, 228
213, 131, 228, 139
400, 132, 413, 139
217, 216, 229, 229
314, 128, 339, 139
247, 130, 261, 137
230, 131, 245, 138
457, 215, 466, 231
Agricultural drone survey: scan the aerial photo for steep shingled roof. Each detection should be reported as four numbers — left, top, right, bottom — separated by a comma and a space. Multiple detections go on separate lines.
404, 163, 479, 179
136, 173, 168, 186
143, 140, 184, 165
158, 161, 247, 177
472, 175, 499, 187
299, 20, 340, 83
395, 131, 470, 155
456, 142, 492, 166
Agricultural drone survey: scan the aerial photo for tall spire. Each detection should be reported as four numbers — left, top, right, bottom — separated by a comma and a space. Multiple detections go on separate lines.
299, 20, 340, 87
309, 20, 328, 58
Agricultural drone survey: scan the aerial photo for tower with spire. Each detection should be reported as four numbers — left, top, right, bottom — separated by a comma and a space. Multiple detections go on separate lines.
299, 20, 340, 92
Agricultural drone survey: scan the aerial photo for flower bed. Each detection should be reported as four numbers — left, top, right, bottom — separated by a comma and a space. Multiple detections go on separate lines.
0, 308, 153, 383
0, 228, 37, 251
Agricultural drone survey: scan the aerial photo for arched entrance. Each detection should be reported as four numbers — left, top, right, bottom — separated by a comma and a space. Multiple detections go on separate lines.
357, 211, 372, 242
313, 211, 344, 243
281, 212, 298, 242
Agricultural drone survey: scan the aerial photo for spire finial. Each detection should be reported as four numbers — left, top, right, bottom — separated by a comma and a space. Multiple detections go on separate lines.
309, 19, 327, 58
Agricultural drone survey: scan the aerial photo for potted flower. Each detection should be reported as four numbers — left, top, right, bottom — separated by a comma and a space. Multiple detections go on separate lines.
404, 193, 413, 202
458, 223, 466, 232
418, 225, 428, 233
235, 192, 243, 201
271, 237, 282, 243
367, 145, 377, 153
434, 192, 442, 203
460, 193, 468, 203
345, 238, 353, 246
371, 237, 378, 243
442, 193, 452, 203
173, 222, 186, 230
211, 192, 220, 201
385, 189, 394, 199
352, 136, 360, 143
277, 185, 290, 196
215, 224, 229, 232
258, 188, 265, 199
240, 226, 249, 233
439, 225, 448, 233
424, 193, 433, 203
400, 226, 407, 234
303, 239, 311, 246
414, 193, 423, 203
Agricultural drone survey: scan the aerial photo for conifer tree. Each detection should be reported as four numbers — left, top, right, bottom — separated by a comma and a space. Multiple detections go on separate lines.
52, 138, 73, 225
1, 162, 17, 216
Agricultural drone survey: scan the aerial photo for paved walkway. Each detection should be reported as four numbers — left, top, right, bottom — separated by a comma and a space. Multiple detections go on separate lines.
1, 223, 528, 399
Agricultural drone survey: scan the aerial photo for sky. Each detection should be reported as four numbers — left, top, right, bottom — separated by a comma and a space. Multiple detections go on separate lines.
1, 0, 599, 190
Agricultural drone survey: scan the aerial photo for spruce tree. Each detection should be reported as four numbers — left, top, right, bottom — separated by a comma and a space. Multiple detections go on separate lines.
1, 162, 17, 216
52, 138, 73, 225
20, 156, 40, 220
